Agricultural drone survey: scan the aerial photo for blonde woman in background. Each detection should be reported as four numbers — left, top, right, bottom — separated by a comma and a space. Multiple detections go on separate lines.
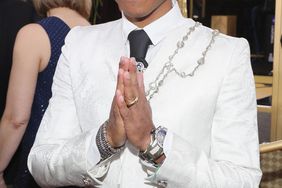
0, 0, 91, 187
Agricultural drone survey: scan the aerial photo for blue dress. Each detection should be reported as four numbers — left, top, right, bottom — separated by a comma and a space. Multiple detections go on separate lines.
5, 16, 70, 188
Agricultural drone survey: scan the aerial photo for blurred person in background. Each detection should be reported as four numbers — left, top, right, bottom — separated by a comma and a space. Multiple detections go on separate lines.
0, 0, 39, 118
0, 1, 40, 185
0, 0, 91, 187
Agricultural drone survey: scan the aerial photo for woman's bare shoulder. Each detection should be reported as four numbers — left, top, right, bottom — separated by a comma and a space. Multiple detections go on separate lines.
15, 23, 48, 46
14, 23, 51, 70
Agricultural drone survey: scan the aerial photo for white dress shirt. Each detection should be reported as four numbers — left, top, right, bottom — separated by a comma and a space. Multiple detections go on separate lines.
28, 1, 262, 187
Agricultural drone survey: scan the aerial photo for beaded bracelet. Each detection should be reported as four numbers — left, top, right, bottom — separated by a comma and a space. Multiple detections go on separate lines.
96, 120, 124, 160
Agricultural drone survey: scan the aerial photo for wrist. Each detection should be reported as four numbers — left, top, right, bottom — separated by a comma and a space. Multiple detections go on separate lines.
96, 120, 125, 160
106, 123, 124, 148
139, 132, 152, 151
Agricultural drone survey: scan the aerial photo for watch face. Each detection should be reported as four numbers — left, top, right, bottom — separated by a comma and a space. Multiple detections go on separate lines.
156, 127, 167, 147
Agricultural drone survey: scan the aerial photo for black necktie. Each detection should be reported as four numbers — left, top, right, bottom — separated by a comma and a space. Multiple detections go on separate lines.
128, 29, 152, 71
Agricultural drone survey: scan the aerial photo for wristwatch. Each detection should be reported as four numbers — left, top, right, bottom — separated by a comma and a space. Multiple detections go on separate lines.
139, 126, 167, 164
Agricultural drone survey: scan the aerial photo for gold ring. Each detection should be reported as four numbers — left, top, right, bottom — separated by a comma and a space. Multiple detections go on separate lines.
126, 96, 139, 108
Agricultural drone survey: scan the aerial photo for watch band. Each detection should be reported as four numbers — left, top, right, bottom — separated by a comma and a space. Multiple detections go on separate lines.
139, 126, 167, 165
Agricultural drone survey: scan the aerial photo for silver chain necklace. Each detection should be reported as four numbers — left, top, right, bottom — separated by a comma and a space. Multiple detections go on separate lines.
145, 22, 219, 101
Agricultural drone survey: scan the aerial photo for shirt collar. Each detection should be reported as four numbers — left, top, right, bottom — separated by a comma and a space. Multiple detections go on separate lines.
122, 0, 186, 46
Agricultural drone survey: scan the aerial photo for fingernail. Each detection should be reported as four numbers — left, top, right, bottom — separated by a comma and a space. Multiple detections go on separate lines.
132, 58, 137, 66
120, 56, 126, 63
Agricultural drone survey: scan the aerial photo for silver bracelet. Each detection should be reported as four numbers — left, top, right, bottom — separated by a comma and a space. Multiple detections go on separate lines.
96, 120, 124, 160
139, 126, 167, 166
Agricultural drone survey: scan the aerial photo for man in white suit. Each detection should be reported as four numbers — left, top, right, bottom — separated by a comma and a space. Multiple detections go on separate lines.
28, 0, 262, 187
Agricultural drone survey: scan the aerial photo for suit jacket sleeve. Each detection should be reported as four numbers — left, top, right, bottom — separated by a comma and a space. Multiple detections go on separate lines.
151, 38, 262, 187
27, 27, 110, 187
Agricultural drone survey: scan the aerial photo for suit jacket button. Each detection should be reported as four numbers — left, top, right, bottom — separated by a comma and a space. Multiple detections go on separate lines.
82, 176, 92, 186
157, 180, 167, 187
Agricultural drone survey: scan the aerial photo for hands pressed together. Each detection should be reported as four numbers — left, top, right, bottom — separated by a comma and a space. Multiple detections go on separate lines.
106, 57, 154, 151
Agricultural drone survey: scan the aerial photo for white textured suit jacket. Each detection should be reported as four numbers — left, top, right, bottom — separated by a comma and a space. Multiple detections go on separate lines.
28, 14, 262, 188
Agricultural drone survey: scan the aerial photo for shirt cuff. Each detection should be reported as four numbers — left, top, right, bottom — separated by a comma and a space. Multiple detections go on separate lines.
163, 129, 173, 158
87, 132, 101, 166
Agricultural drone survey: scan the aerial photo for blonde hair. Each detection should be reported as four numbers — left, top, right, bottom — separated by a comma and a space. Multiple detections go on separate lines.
33, 0, 91, 19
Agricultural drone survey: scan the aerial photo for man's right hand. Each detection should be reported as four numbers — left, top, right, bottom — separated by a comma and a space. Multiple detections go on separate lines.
106, 57, 130, 148
0, 172, 7, 188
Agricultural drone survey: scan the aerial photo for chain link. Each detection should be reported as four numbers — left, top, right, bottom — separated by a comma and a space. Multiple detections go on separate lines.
145, 22, 219, 101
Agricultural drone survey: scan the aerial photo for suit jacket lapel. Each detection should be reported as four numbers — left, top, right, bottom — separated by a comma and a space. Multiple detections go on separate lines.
104, 29, 127, 83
